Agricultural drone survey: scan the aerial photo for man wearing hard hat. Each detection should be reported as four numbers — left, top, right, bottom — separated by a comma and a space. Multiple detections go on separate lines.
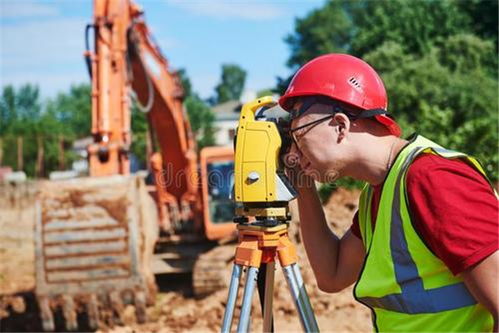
280, 53, 498, 332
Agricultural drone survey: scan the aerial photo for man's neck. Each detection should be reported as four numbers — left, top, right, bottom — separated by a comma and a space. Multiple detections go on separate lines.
347, 136, 408, 186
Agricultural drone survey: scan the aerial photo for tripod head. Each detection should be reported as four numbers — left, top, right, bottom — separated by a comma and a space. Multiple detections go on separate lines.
233, 96, 297, 227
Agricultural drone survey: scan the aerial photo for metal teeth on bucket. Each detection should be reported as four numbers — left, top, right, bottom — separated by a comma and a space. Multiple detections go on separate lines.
36, 290, 148, 331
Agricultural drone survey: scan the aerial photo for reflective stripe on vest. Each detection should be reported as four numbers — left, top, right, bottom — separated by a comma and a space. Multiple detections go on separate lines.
358, 146, 477, 314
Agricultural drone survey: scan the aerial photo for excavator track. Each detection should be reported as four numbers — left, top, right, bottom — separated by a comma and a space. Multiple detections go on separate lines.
192, 244, 235, 298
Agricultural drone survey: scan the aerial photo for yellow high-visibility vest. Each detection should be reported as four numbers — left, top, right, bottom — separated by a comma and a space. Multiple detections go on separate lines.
354, 134, 494, 332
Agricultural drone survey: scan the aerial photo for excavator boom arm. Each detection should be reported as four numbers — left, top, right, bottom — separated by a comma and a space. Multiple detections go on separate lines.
86, 0, 201, 228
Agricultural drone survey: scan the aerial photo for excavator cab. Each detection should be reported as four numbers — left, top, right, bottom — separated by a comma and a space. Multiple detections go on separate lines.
199, 146, 236, 240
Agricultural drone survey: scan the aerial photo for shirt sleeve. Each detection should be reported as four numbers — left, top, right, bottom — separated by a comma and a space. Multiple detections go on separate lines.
406, 153, 498, 275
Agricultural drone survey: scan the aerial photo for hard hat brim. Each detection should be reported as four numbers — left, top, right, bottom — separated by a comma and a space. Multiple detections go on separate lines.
375, 114, 402, 137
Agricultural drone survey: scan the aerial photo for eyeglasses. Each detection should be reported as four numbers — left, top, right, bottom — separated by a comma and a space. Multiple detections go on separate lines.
287, 96, 389, 146
288, 97, 355, 145
289, 114, 334, 144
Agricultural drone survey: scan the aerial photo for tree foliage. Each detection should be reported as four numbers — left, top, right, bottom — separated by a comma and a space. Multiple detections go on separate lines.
129, 103, 149, 170
177, 68, 216, 149
0, 84, 88, 176
457, 0, 499, 51
45, 84, 91, 137
1, 67, 218, 177
184, 94, 216, 149
214, 64, 247, 104
283, 0, 498, 183
351, 0, 470, 56
257, 88, 275, 98
285, 0, 356, 70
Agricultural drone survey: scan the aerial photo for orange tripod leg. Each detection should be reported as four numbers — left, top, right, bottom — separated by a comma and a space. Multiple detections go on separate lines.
222, 224, 320, 332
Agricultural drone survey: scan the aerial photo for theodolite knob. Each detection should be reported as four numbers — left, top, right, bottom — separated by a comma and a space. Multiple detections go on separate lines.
247, 172, 260, 183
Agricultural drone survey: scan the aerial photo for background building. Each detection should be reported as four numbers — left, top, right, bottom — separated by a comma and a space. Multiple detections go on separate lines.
211, 100, 241, 147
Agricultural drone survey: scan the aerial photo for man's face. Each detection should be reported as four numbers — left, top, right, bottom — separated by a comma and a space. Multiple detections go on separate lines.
288, 100, 347, 183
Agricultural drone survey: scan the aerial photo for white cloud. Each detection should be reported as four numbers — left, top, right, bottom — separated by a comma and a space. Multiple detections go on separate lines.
1, 17, 87, 68
0, 70, 88, 100
0, 1, 59, 18
0, 15, 89, 97
166, 1, 286, 20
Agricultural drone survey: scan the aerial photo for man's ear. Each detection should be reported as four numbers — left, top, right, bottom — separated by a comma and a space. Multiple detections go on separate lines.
332, 113, 350, 142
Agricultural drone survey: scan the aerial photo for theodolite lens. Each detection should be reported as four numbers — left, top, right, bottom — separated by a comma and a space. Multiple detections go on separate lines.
276, 118, 293, 157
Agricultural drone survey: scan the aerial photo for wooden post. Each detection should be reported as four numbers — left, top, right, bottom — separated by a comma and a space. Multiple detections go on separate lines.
35, 136, 44, 178
17, 136, 23, 171
58, 134, 65, 170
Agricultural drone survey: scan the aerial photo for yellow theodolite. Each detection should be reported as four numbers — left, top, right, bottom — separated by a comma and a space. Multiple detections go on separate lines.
233, 95, 296, 225
221, 96, 319, 333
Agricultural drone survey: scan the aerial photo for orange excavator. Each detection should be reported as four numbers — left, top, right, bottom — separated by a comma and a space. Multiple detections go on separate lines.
31, 0, 236, 330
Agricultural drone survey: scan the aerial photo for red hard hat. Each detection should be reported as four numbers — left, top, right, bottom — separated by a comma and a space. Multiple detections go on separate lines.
279, 54, 401, 137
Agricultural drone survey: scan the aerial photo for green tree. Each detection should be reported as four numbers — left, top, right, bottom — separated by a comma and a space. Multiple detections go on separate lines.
363, 37, 498, 176
0, 84, 71, 176
1, 84, 41, 176
215, 64, 247, 103
0, 84, 42, 135
285, 0, 357, 70
457, 0, 498, 51
129, 103, 149, 170
257, 88, 275, 98
42, 84, 93, 174
185, 95, 216, 148
177, 68, 192, 98
177, 68, 216, 149
351, 0, 469, 56
45, 83, 91, 137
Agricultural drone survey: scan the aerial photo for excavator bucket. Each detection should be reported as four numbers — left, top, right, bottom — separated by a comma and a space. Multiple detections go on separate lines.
33, 175, 157, 331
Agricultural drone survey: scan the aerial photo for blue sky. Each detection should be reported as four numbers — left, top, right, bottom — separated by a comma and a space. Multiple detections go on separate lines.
0, 0, 324, 101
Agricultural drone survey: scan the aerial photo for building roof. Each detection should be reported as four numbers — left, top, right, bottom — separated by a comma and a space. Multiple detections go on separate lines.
212, 100, 241, 121
72, 136, 93, 150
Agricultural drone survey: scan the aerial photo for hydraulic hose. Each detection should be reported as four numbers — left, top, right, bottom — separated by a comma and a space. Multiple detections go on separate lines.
126, 26, 155, 113
84, 24, 95, 79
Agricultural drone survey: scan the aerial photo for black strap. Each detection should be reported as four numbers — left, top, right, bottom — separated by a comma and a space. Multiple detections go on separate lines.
290, 95, 388, 120
353, 108, 387, 119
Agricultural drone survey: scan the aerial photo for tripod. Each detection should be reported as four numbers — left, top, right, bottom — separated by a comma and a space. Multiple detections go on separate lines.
221, 223, 319, 333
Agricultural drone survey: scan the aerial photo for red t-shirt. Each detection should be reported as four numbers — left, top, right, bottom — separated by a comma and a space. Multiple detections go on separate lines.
350, 153, 498, 275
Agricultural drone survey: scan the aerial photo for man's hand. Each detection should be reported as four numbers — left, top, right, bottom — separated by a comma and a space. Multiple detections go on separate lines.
284, 144, 365, 293
283, 144, 315, 189
461, 251, 498, 332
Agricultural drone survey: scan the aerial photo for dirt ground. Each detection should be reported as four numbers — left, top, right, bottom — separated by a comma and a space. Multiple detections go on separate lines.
0, 182, 37, 301
1, 185, 372, 332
